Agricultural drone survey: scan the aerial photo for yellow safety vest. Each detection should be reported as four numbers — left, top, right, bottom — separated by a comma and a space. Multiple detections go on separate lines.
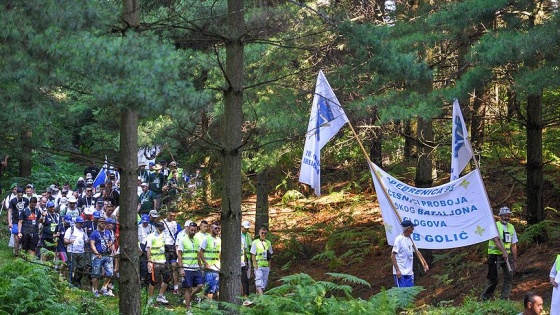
203, 235, 221, 269
180, 236, 200, 269
149, 232, 166, 263
253, 239, 272, 268
555, 254, 560, 272
242, 232, 252, 260
488, 222, 515, 255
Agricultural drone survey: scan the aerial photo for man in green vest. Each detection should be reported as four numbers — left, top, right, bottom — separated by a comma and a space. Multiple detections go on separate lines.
146, 222, 171, 305
241, 220, 253, 298
251, 226, 273, 295
481, 206, 518, 300
199, 223, 221, 300
177, 221, 203, 315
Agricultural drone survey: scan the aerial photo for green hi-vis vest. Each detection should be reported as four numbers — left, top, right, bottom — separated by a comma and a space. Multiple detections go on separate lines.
203, 235, 221, 269
254, 239, 272, 268
150, 232, 166, 263
242, 232, 252, 260
555, 254, 560, 272
180, 236, 200, 269
488, 222, 515, 255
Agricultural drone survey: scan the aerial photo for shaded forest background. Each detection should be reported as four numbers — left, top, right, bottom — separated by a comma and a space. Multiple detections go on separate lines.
1, 0, 560, 313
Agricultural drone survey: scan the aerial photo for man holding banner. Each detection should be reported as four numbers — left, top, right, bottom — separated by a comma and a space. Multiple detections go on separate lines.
391, 219, 422, 287
481, 206, 518, 301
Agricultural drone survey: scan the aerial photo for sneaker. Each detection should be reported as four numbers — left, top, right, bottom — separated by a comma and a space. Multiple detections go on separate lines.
103, 289, 115, 297
243, 299, 253, 306
156, 295, 169, 304
100, 287, 108, 295
93, 290, 100, 298
147, 298, 154, 306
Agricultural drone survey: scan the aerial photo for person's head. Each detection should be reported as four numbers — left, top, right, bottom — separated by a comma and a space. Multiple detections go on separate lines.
169, 161, 177, 169
401, 220, 416, 236
149, 209, 160, 219
153, 164, 162, 173
499, 206, 512, 224
10, 183, 17, 194
199, 220, 209, 233
105, 201, 115, 213
25, 185, 33, 196
67, 196, 78, 209
141, 182, 148, 191
29, 196, 37, 209
96, 200, 104, 210
85, 186, 93, 196
40, 197, 47, 207
210, 223, 221, 236
188, 221, 197, 237
16, 187, 24, 198
259, 226, 269, 240
241, 220, 251, 233
166, 211, 176, 221
93, 210, 102, 221
105, 218, 115, 229
155, 221, 165, 232
75, 216, 85, 227
138, 163, 146, 170
46, 200, 55, 212
522, 292, 543, 315
97, 217, 106, 230
141, 215, 150, 226
137, 176, 142, 185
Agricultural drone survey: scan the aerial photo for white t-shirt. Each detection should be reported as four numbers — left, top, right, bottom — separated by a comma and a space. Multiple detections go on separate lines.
64, 226, 87, 253
392, 234, 414, 276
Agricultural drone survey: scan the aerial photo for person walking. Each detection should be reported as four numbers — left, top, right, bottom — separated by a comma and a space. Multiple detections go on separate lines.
177, 221, 203, 315
64, 216, 87, 287
390, 220, 428, 287
481, 206, 518, 300
251, 226, 273, 295
199, 223, 221, 300
549, 254, 560, 315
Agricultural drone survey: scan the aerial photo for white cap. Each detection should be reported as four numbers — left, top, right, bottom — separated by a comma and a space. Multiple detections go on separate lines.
242, 220, 251, 229
184, 220, 193, 227
59, 197, 68, 205
67, 195, 78, 203
498, 207, 512, 216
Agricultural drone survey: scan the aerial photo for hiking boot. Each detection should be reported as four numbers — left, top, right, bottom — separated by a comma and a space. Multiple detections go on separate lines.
156, 295, 169, 304
93, 290, 100, 298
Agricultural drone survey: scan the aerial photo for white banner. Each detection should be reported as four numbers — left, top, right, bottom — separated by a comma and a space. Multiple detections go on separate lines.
451, 99, 474, 181
138, 146, 161, 167
371, 163, 498, 249
299, 70, 349, 196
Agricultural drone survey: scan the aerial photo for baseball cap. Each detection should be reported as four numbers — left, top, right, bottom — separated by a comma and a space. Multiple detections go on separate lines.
46, 201, 55, 208
83, 206, 94, 215
64, 215, 72, 222
60, 197, 68, 205
155, 222, 165, 229
141, 215, 150, 223
184, 220, 193, 227
67, 196, 78, 203
498, 207, 512, 216
97, 217, 106, 222
93, 210, 102, 219
401, 220, 417, 228
10, 183, 17, 190
242, 220, 251, 229
149, 210, 159, 217
106, 218, 115, 224
140, 182, 148, 187
75, 217, 85, 223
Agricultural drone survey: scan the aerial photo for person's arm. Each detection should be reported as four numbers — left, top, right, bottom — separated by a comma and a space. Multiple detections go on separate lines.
17, 218, 23, 239
198, 248, 208, 269
90, 236, 101, 258
177, 246, 184, 276
391, 251, 401, 278
491, 236, 509, 259
550, 261, 558, 288
7, 205, 12, 228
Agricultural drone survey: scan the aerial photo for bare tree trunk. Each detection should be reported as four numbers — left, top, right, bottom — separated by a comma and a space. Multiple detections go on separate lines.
414, 117, 434, 188
526, 92, 544, 225
470, 90, 486, 151
403, 120, 415, 160
219, 0, 244, 307
19, 129, 32, 178
119, 1, 141, 314
255, 169, 270, 237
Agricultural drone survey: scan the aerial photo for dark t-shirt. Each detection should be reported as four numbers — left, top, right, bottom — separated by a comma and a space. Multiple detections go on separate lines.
10, 197, 29, 223
138, 190, 155, 214
149, 172, 165, 194
42, 212, 61, 238
19, 207, 41, 234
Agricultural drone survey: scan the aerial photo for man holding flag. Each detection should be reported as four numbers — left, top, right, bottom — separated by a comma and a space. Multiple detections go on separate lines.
299, 70, 349, 196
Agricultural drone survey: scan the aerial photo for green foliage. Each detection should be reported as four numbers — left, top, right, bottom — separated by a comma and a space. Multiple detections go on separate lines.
239, 273, 421, 315
0, 260, 77, 315
409, 296, 519, 315
282, 190, 305, 204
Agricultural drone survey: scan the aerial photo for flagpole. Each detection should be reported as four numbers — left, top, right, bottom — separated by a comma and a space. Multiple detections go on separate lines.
343, 119, 429, 272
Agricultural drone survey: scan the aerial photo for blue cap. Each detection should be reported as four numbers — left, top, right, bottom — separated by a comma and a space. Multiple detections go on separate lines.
64, 215, 72, 222
141, 215, 150, 223
75, 217, 85, 223
401, 220, 417, 228
149, 161, 155, 166
46, 201, 55, 208
105, 218, 115, 224
93, 211, 101, 219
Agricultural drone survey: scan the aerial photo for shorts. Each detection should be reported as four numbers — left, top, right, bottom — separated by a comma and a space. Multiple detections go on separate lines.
20, 233, 39, 251
204, 271, 219, 294
164, 245, 178, 263
182, 269, 203, 288
91, 255, 114, 278
254, 267, 270, 290
149, 262, 171, 286
393, 274, 414, 287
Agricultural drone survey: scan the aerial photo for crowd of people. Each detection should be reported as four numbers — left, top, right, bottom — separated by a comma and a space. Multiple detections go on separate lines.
3, 160, 273, 313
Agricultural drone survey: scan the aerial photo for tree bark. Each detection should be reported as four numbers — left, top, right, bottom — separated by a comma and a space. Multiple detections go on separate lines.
255, 168, 270, 238
19, 128, 32, 178
414, 117, 434, 188
470, 90, 486, 151
526, 92, 544, 225
119, 1, 141, 314
403, 120, 415, 160
219, 0, 244, 307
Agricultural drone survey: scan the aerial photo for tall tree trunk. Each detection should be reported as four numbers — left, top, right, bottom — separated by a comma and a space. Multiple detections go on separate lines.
255, 168, 270, 238
120, 1, 141, 314
19, 128, 32, 178
403, 120, 415, 160
414, 117, 434, 188
118, 108, 141, 314
470, 90, 486, 151
369, 109, 382, 167
526, 92, 544, 225
220, 0, 244, 306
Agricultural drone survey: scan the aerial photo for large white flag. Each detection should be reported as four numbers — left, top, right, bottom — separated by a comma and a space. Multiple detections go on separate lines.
370, 163, 499, 249
299, 70, 349, 196
451, 99, 474, 181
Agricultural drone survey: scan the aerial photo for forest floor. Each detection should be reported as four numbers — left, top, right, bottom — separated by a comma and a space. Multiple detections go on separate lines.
220, 162, 560, 309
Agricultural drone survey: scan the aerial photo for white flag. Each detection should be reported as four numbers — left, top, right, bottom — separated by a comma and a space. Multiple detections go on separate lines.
451, 99, 474, 181
299, 70, 349, 196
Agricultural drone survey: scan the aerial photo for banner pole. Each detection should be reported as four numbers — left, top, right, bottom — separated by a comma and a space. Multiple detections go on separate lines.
343, 120, 429, 271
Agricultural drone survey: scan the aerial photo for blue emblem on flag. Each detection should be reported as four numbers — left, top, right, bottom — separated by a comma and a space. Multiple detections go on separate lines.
315, 96, 335, 141
453, 116, 465, 158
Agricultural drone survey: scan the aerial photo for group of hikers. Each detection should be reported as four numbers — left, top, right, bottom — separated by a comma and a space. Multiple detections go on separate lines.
3, 160, 273, 314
